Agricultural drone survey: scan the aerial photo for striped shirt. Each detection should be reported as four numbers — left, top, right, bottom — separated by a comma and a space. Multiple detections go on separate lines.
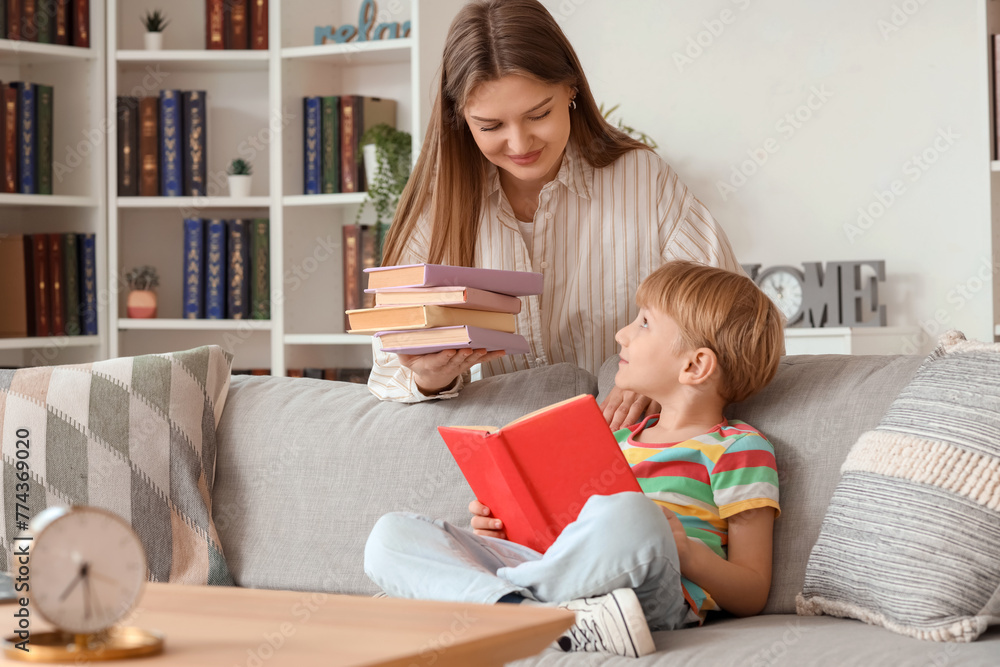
616, 416, 780, 623
368, 142, 741, 402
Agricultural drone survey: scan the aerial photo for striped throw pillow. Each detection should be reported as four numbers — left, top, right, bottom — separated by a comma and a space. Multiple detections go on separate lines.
797, 331, 1000, 642
0, 345, 234, 585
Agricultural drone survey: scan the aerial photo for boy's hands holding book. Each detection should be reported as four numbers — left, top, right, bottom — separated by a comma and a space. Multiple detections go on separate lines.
469, 499, 507, 540
402, 348, 506, 396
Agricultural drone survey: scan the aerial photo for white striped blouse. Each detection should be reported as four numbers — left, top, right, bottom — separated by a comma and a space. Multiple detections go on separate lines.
367, 142, 741, 402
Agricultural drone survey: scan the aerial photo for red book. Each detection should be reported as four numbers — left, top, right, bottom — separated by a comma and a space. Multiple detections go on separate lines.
2, 85, 16, 193
21, 0, 37, 42
438, 395, 642, 553
206, 0, 225, 49
26, 235, 51, 337
250, 0, 267, 49
47, 233, 65, 335
6, 0, 21, 40
73, 0, 89, 47
339, 96, 360, 192
364, 263, 544, 296
342, 224, 362, 331
227, 0, 249, 49
54, 0, 70, 45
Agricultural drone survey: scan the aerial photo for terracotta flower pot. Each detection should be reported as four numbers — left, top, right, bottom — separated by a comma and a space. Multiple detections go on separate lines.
127, 290, 157, 319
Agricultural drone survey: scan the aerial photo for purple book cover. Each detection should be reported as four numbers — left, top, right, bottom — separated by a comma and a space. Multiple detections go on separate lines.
364, 264, 543, 297
374, 325, 530, 355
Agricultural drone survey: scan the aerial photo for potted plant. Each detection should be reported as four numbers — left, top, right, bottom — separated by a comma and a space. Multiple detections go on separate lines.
125, 265, 159, 318
357, 124, 412, 262
141, 10, 169, 50
227, 158, 253, 198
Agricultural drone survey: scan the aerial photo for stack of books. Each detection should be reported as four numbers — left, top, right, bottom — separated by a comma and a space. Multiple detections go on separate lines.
2, 0, 90, 46
345, 264, 543, 355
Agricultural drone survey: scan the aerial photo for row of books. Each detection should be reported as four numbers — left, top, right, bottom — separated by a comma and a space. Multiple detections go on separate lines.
117, 92, 207, 197
1, 81, 54, 195
341, 224, 381, 330
345, 264, 542, 354
0, 233, 98, 338
183, 218, 269, 320
1, 0, 90, 46
207, 0, 267, 50
303, 95, 395, 195
232, 368, 371, 384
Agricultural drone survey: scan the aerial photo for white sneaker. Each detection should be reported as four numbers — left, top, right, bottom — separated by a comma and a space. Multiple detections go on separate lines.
551, 588, 656, 658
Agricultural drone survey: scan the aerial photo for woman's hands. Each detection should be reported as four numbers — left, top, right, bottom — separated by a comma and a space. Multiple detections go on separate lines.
599, 384, 661, 430
398, 348, 506, 395
469, 499, 507, 540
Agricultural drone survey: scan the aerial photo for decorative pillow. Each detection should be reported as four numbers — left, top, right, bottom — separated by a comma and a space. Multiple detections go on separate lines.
0, 345, 234, 585
797, 331, 1000, 642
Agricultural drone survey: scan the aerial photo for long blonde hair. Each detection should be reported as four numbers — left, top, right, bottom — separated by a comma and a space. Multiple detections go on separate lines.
381, 0, 650, 268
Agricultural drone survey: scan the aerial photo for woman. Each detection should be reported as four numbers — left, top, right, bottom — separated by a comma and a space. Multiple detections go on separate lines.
368, 0, 740, 429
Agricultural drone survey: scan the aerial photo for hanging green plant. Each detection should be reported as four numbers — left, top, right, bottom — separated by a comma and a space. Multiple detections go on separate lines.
355, 123, 412, 264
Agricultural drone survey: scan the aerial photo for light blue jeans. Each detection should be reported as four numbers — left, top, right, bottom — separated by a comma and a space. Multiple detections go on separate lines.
364, 491, 689, 630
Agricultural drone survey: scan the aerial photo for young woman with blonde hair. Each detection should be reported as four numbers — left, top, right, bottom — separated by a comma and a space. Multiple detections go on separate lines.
368, 0, 740, 429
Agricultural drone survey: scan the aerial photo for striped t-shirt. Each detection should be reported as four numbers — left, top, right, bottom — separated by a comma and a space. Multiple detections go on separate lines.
615, 416, 780, 622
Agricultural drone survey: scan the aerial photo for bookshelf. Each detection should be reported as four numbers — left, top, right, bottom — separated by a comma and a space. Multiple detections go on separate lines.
0, 2, 108, 368
990, 0, 1000, 339
105, 0, 464, 374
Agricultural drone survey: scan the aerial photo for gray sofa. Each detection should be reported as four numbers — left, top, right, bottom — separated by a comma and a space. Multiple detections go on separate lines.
211, 353, 1000, 665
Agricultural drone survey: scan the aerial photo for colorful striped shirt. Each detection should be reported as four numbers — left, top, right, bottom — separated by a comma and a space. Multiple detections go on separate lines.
367, 141, 741, 402
615, 416, 780, 623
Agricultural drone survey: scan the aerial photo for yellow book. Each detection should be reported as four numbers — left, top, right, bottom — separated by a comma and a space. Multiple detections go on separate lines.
346, 305, 516, 334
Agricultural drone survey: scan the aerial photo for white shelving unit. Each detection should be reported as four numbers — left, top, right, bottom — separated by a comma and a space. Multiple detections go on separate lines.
0, 2, 108, 368
106, 0, 464, 373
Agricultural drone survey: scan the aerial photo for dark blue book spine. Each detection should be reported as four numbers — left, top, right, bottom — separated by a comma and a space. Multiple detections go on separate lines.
182, 90, 207, 196
183, 218, 205, 319
303, 96, 321, 194
205, 218, 226, 319
79, 233, 98, 335
160, 90, 183, 196
227, 219, 250, 319
18, 83, 37, 195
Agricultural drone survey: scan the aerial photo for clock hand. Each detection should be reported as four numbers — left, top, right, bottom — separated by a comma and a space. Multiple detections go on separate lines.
81, 562, 91, 621
58, 566, 85, 602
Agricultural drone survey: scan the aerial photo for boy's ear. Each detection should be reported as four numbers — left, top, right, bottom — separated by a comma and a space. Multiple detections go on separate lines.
680, 347, 718, 386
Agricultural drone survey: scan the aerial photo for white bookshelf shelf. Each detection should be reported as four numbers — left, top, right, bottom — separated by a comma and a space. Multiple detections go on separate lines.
0, 40, 97, 63
283, 193, 367, 207
116, 50, 270, 71
0, 336, 100, 351
117, 196, 271, 209
281, 39, 413, 64
0, 194, 99, 207
119, 319, 273, 331
285, 334, 372, 345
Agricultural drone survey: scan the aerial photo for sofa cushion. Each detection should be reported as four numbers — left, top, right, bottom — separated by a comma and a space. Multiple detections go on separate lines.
797, 332, 1000, 642
213, 362, 597, 595
598, 351, 923, 615
0, 345, 234, 585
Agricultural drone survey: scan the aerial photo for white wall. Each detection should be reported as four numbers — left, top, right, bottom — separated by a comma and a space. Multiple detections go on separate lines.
534, 0, 995, 352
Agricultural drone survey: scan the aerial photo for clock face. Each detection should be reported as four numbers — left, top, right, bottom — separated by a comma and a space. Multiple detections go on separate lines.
29, 507, 147, 635
758, 267, 805, 324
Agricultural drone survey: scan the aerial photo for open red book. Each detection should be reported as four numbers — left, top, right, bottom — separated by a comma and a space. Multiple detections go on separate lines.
438, 395, 641, 553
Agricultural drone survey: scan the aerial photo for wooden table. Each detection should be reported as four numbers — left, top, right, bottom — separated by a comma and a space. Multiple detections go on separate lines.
6, 583, 575, 666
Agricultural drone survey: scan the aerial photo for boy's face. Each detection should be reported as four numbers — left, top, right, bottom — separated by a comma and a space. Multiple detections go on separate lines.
614, 306, 689, 399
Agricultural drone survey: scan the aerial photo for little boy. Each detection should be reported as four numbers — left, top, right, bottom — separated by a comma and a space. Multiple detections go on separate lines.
365, 260, 785, 658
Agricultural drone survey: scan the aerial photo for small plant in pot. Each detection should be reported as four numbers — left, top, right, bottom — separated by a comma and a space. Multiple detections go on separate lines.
227, 158, 253, 198
141, 10, 169, 50
125, 265, 159, 319
357, 123, 412, 262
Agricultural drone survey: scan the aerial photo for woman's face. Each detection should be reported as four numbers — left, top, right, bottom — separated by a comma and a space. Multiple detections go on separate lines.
462, 75, 574, 188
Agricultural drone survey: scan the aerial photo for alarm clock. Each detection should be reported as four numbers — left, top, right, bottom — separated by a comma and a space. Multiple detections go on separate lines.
756, 265, 805, 325
2, 506, 163, 662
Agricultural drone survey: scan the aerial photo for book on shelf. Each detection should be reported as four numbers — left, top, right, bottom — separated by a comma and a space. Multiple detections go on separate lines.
138, 97, 160, 196
62, 233, 80, 335
250, 0, 267, 49
79, 233, 96, 335
183, 218, 205, 319
16, 82, 36, 195
47, 233, 65, 335
347, 305, 516, 335
5, 0, 20, 40
72, 0, 87, 47
24, 234, 50, 336
250, 218, 270, 319
0, 235, 29, 338
339, 96, 396, 193
227, 0, 249, 49
437, 394, 642, 553
160, 90, 183, 197
36, 0, 53, 43
206, 0, 225, 49
365, 264, 544, 296
370, 286, 523, 314
342, 224, 363, 329
36, 84, 52, 195
54, 0, 70, 45
227, 219, 250, 319
205, 219, 227, 320
182, 91, 207, 197
21, 0, 36, 41
374, 325, 530, 356
0, 82, 12, 193
321, 96, 340, 194
303, 96, 321, 195
117, 96, 139, 197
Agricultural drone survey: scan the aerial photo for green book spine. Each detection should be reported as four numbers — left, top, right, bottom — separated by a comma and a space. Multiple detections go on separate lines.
37, 0, 53, 43
36, 85, 53, 195
250, 218, 270, 319
62, 233, 80, 335
320, 96, 339, 194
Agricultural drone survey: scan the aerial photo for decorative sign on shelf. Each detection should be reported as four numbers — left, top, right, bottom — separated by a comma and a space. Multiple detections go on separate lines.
314, 0, 412, 45
742, 261, 887, 328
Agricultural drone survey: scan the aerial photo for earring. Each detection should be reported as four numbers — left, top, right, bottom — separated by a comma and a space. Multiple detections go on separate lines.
569, 98, 577, 110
